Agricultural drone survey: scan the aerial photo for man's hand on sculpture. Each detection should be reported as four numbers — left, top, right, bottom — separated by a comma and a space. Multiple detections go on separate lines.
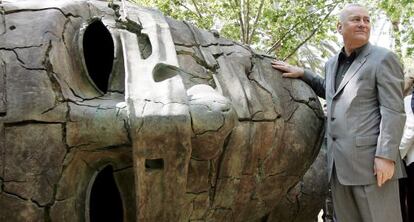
271, 60, 304, 78
374, 157, 395, 187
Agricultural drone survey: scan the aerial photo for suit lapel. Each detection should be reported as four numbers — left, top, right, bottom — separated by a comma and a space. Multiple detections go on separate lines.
333, 43, 372, 98
328, 54, 339, 97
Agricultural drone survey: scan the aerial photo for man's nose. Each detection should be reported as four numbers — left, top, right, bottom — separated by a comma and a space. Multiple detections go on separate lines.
358, 20, 369, 28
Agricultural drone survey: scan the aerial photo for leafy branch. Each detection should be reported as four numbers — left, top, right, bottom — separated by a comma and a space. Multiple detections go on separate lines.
283, 2, 339, 60
266, 0, 341, 55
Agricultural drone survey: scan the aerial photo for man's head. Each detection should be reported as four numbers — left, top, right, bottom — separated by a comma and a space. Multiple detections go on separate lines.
337, 4, 371, 53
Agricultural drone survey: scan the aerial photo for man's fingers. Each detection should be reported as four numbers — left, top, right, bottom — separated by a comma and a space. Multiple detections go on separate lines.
271, 60, 304, 78
374, 157, 395, 187
381, 173, 387, 186
271, 60, 284, 65
376, 172, 392, 187
375, 170, 394, 187
271, 64, 290, 72
271, 64, 295, 78
384, 172, 392, 181
282, 73, 294, 78
271, 60, 291, 72
377, 172, 383, 187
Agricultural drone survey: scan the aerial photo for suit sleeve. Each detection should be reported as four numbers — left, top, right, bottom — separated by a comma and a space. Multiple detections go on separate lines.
375, 51, 406, 161
301, 68, 326, 99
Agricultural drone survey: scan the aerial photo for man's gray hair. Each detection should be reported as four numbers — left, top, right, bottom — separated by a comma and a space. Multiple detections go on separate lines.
339, 3, 366, 23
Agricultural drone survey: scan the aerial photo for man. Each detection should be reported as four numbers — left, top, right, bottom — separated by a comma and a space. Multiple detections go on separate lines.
272, 4, 406, 222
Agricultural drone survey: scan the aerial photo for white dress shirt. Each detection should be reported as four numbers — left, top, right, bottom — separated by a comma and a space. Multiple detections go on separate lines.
400, 94, 414, 166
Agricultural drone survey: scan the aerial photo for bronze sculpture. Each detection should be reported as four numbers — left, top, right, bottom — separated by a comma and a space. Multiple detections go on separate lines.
0, 0, 326, 221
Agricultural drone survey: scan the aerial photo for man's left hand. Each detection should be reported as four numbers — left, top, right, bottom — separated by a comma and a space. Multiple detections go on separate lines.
374, 157, 395, 187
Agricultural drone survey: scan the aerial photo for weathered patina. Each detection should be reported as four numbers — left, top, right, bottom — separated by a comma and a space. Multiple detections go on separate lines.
0, 0, 327, 221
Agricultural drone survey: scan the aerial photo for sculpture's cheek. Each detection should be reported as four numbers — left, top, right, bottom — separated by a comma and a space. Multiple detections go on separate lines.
188, 84, 237, 160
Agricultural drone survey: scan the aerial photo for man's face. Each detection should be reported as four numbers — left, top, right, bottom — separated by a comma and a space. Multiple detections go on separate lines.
337, 6, 371, 49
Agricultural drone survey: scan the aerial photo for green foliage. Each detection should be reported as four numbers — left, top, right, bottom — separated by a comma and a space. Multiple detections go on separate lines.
375, 0, 414, 58
129, 0, 414, 64
263, 0, 342, 59
130, 0, 344, 60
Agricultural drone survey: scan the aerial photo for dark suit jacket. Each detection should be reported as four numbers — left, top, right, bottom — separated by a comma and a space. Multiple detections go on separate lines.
302, 43, 406, 185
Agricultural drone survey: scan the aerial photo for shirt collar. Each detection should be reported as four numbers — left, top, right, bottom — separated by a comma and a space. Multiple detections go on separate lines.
339, 43, 369, 60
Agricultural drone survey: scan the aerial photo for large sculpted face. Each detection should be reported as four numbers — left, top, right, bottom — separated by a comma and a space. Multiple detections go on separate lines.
0, 1, 325, 221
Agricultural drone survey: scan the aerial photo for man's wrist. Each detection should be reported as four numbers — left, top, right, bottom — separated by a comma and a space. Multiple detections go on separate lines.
375, 156, 395, 164
301, 69, 314, 82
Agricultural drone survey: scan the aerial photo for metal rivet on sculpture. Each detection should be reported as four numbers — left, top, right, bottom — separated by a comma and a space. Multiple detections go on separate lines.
0, 0, 327, 221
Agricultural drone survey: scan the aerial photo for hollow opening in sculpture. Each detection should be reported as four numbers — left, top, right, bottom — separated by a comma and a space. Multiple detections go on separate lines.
82, 19, 114, 94
137, 32, 152, 59
145, 158, 164, 170
88, 165, 123, 222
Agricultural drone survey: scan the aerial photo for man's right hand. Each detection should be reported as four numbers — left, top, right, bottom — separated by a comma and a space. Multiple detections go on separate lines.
271, 60, 304, 78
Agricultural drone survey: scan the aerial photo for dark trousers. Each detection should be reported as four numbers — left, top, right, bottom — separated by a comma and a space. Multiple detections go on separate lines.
332, 168, 402, 222
400, 162, 414, 222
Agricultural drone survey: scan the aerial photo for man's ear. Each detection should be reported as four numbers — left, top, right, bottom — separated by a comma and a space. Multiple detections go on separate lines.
337, 22, 342, 34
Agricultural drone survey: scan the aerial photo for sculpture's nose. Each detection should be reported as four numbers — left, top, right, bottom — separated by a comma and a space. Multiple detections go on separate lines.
119, 7, 192, 221
152, 63, 181, 82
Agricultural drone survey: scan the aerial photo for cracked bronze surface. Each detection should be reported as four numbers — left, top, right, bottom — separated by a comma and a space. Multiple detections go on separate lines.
0, 1, 327, 221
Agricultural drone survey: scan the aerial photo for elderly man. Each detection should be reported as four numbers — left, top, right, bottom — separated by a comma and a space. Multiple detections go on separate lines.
272, 4, 406, 222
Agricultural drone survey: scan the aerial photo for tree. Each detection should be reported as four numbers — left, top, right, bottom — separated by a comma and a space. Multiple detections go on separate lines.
375, 0, 414, 58
129, 0, 344, 60
129, 0, 414, 70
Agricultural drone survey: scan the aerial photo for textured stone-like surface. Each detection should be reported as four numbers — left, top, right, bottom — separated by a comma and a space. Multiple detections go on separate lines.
0, 193, 44, 221
268, 146, 329, 222
188, 85, 237, 160
4, 124, 66, 206
0, 123, 4, 179
51, 148, 133, 222
0, 0, 326, 221
66, 98, 129, 149
0, 55, 6, 116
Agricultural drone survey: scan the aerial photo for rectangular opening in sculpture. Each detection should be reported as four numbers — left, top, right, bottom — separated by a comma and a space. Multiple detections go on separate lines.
145, 158, 164, 170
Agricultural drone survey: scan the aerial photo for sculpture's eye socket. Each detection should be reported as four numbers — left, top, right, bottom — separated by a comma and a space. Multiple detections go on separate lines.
82, 20, 114, 94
